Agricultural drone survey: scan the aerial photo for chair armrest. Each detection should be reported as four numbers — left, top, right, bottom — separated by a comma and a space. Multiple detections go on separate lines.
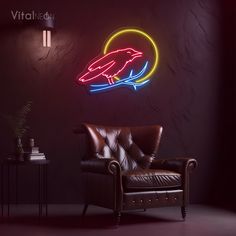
81, 158, 121, 175
150, 157, 198, 174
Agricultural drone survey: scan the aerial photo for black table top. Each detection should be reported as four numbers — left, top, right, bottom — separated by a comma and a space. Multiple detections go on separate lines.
1, 158, 50, 165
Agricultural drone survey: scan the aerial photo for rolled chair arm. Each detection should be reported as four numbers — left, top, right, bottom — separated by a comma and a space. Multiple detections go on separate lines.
81, 158, 121, 175
150, 158, 198, 174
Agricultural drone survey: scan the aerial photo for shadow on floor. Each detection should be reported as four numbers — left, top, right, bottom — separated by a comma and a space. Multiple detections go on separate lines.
1, 212, 183, 229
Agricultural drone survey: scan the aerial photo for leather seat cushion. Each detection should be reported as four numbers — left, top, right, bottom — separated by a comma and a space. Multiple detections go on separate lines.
122, 169, 181, 191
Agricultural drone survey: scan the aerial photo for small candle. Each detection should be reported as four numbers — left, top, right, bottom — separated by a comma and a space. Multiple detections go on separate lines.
30, 138, 34, 147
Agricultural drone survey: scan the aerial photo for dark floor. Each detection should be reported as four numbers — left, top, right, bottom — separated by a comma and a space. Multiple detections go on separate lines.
0, 204, 236, 236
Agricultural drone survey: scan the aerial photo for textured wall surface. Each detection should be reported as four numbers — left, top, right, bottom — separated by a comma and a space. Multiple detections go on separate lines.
0, 0, 234, 206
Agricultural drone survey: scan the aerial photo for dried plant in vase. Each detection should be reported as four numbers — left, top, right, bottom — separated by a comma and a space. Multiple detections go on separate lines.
2, 101, 33, 161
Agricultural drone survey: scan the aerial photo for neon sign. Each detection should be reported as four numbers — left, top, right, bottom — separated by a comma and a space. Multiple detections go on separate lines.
76, 28, 159, 93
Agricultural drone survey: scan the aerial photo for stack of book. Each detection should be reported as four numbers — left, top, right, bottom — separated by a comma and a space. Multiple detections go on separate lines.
24, 146, 46, 161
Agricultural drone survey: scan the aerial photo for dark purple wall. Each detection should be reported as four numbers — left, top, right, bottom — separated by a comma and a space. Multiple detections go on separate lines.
0, 0, 235, 207
217, 0, 236, 209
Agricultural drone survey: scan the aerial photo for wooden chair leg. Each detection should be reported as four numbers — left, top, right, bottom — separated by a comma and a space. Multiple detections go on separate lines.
181, 206, 186, 220
114, 211, 121, 227
82, 204, 88, 217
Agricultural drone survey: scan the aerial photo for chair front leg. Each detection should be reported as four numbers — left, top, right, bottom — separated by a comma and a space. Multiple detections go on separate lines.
181, 206, 186, 220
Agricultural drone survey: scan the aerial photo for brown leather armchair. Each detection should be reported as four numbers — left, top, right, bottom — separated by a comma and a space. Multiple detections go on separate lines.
79, 123, 197, 225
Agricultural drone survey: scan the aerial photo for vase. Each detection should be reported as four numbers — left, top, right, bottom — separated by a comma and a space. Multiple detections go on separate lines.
15, 137, 24, 161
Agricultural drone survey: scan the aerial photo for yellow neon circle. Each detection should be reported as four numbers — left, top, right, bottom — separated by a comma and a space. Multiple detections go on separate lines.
103, 28, 159, 83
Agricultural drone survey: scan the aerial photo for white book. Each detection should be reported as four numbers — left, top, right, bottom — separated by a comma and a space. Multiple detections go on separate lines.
29, 155, 46, 160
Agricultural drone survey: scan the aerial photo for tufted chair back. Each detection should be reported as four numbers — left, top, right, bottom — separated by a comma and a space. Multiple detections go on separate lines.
83, 124, 163, 171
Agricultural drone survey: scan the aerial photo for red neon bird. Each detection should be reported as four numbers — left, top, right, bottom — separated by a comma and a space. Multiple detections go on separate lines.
76, 48, 143, 85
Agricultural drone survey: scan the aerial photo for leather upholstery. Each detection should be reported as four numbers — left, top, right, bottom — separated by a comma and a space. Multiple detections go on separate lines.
123, 190, 183, 210
84, 124, 162, 171
78, 123, 197, 219
150, 158, 198, 175
81, 158, 121, 175
122, 169, 181, 191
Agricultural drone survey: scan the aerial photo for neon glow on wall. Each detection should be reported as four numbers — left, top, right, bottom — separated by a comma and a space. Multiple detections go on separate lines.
76, 28, 159, 93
